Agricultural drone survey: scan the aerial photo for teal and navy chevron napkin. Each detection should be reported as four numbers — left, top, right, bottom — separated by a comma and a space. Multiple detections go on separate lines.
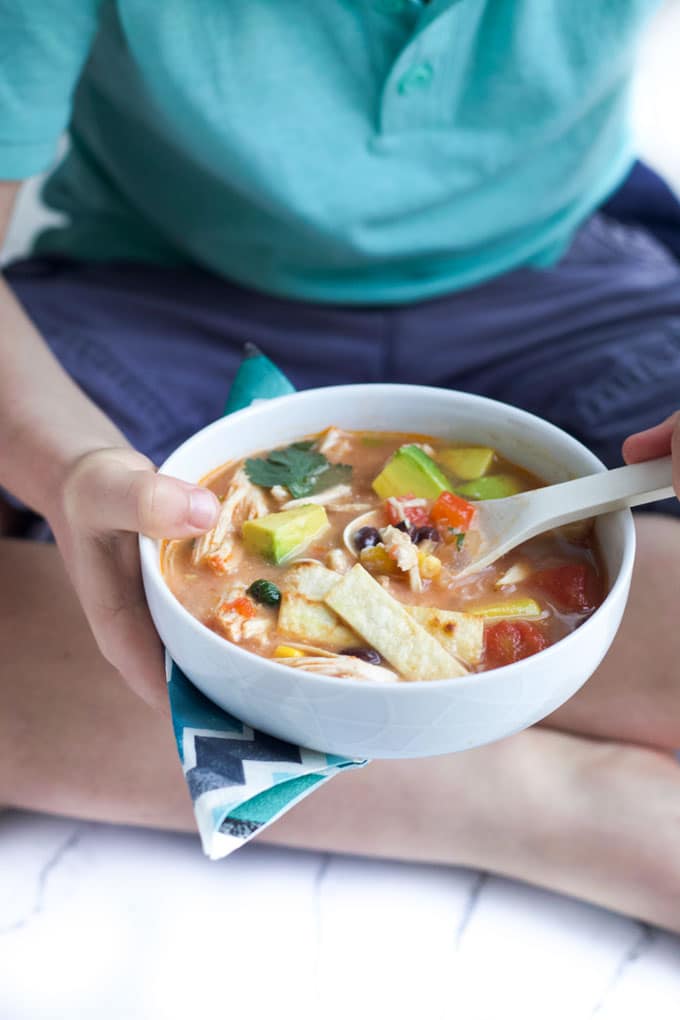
166, 345, 367, 859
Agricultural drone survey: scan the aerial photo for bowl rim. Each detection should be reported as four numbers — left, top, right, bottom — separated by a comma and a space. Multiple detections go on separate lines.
139, 383, 636, 693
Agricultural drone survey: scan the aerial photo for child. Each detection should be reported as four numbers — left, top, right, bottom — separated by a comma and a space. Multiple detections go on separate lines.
1, 2, 679, 931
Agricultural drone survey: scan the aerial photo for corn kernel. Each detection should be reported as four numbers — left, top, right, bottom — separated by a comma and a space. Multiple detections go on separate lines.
273, 645, 305, 658
419, 553, 442, 579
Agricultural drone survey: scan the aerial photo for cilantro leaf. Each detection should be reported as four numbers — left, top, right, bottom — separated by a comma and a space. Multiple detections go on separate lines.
245, 443, 326, 497
448, 528, 466, 551
244, 442, 352, 499
309, 462, 352, 494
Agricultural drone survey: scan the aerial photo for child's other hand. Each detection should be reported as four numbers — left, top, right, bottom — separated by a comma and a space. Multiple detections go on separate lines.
47, 447, 220, 714
623, 411, 680, 501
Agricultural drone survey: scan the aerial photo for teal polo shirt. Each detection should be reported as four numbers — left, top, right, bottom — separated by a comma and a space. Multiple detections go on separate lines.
0, 1, 660, 303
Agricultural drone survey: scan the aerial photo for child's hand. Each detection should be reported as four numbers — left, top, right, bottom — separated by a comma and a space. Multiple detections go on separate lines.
623, 411, 680, 500
47, 446, 220, 714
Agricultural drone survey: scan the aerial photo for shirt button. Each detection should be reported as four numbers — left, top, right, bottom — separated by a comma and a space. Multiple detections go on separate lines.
397, 61, 434, 95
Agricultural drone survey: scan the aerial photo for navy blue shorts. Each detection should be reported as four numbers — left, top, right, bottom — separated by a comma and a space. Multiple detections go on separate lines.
5, 210, 680, 534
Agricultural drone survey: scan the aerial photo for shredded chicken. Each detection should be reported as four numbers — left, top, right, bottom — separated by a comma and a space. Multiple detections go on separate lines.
270, 485, 289, 503
327, 502, 372, 512
317, 427, 352, 461
380, 525, 422, 592
216, 612, 272, 645
213, 593, 272, 645
495, 560, 532, 588
397, 497, 428, 508
380, 525, 418, 572
408, 565, 423, 594
385, 496, 427, 523
284, 654, 397, 683
192, 468, 270, 573
283, 483, 352, 509
325, 548, 351, 574
282, 485, 370, 513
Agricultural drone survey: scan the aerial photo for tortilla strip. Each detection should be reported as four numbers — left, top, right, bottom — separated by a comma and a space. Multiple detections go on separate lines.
324, 564, 467, 680
278, 562, 358, 649
283, 562, 342, 600
408, 607, 484, 666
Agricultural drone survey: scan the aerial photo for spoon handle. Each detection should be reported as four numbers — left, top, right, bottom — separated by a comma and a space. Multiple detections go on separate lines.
529, 456, 674, 528
454, 457, 674, 578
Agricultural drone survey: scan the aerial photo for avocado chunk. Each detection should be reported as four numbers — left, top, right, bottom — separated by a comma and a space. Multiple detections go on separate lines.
455, 474, 523, 500
242, 504, 328, 564
372, 444, 452, 500
438, 446, 495, 481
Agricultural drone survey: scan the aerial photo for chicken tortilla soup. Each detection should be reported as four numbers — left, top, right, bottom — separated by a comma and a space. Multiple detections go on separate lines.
162, 428, 605, 682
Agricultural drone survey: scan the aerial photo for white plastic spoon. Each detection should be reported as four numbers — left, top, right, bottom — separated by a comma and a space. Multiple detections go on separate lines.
456, 456, 674, 577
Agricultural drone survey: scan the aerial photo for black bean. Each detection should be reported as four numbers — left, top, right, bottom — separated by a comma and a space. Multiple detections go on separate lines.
353, 526, 381, 551
412, 525, 441, 545
341, 647, 383, 665
246, 579, 281, 607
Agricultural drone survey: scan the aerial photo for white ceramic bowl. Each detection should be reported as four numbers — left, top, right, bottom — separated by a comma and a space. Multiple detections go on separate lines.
140, 384, 635, 759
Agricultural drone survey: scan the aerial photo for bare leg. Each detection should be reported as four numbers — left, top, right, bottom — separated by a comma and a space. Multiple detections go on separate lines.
268, 731, 680, 933
0, 538, 193, 830
1, 533, 679, 932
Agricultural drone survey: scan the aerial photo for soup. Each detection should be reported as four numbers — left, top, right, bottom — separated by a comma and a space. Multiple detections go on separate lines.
162, 428, 605, 682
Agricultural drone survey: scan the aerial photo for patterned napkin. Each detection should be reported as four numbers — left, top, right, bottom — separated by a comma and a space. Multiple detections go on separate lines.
166, 345, 368, 859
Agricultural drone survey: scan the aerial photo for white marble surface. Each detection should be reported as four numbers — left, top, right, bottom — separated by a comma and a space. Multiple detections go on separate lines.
3, 4, 680, 1018
1, 810, 679, 1019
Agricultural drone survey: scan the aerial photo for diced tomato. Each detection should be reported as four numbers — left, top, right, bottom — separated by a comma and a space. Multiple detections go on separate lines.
430, 491, 476, 531
484, 619, 548, 669
385, 496, 432, 528
220, 596, 257, 619
405, 506, 431, 527
532, 563, 600, 614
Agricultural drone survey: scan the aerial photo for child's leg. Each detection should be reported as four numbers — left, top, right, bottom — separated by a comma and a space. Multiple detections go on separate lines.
0, 537, 194, 831
2, 529, 680, 933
